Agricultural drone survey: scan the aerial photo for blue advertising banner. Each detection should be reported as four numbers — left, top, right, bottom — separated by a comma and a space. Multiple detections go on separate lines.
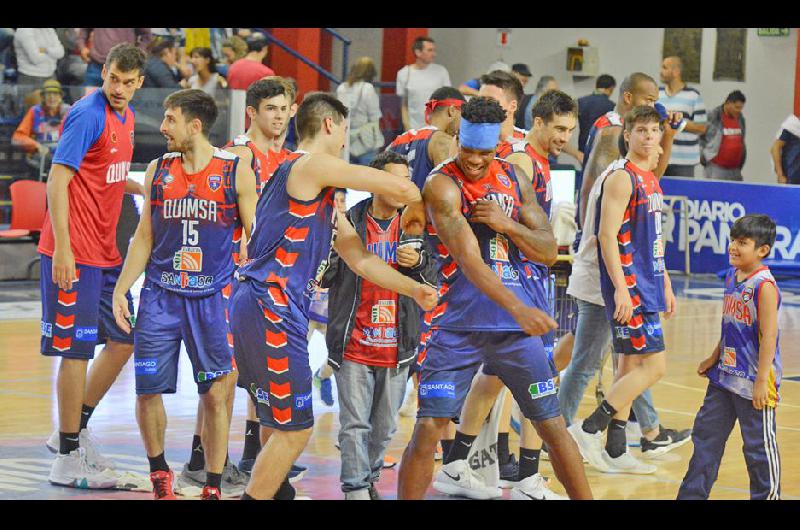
661, 177, 800, 274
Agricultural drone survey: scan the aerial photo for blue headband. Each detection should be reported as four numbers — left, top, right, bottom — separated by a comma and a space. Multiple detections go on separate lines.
459, 118, 501, 150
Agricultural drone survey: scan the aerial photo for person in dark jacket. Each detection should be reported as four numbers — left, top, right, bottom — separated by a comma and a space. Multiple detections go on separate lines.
321, 150, 437, 500
142, 36, 182, 89
700, 90, 747, 181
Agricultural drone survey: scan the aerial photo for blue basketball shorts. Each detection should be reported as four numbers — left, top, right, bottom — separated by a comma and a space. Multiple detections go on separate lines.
133, 280, 234, 395
609, 309, 665, 355
229, 279, 314, 431
40, 254, 134, 359
417, 328, 561, 423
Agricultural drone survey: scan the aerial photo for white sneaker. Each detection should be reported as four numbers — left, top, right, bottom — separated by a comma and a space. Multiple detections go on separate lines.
45, 428, 116, 470
601, 449, 657, 474
398, 387, 418, 418
344, 488, 371, 500
567, 421, 610, 472
433, 459, 501, 500
510, 473, 568, 500
49, 448, 119, 489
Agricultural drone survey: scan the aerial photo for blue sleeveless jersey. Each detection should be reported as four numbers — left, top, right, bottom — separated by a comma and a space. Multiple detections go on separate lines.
595, 158, 666, 318
425, 158, 545, 331
236, 151, 338, 330
709, 266, 782, 406
387, 126, 438, 190
147, 149, 239, 297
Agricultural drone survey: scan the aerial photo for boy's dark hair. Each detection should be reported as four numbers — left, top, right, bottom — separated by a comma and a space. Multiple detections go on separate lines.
369, 150, 408, 171
163, 89, 218, 136
245, 34, 268, 53
623, 105, 662, 132
295, 92, 349, 141
461, 96, 505, 124
480, 70, 524, 106
412, 36, 435, 52
726, 90, 746, 104
730, 214, 777, 250
105, 43, 147, 73
246, 78, 287, 110
596, 74, 616, 90
531, 89, 577, 124
430, 86, 465, 103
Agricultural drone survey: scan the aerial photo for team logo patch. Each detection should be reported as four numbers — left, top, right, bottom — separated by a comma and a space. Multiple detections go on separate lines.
490, 234, 509, 261
496, 173, 511, 189
742, 286, 754, 303
371, 300, 396, 324
295, 392, 312, 410
163, 174, 174, 185
250, 384, 270, 406
207, 175, 222, 191
528, 378, 557, 400
173, 246, 203, 272
723, 347, 737, 367
110, 132, 117, 143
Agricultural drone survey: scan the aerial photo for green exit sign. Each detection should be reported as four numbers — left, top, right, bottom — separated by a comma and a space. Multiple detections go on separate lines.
758, 28, 790, 37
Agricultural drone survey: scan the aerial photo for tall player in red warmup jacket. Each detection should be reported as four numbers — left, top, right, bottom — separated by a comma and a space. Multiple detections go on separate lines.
40, 44, 147, 489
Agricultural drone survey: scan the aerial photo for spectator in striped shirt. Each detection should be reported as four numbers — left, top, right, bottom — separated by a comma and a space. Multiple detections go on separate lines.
658, 56, 707, 177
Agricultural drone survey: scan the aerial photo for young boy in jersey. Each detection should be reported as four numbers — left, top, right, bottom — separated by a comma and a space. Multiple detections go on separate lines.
111, 89, 259, 500
678, 214, 782, 500
40, 44, 147, 489
397, 96, 592, 501
231, 92, 437, 500
569, 105, 677, 474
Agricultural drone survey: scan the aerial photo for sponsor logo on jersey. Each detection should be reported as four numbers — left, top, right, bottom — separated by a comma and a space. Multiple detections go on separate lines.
163, 174, 174, 185
197, 369, 232, 383
160, 271, 215, 289
419, 381, 456, 399
644, 321, 662, 336
250, 383, 270, 406
162, 198, 218, 221
615, 326, 631, 339
492, 261, 519, 281
105, 161, 131, 184
653, 238, 665, 258
208, 174, 222, 191
723, 347, 736, 367
742, 286, 754, 303
496, 173, 511, 189
134, 359, 158, 375
173, 246, 203, 272
490, 234, 509, 262
723, 294, 753, 326
529, 378, 557, 400
652, 258, 666, 273
40, 321, 53, 338
371, 300, 396, 324
74, 327, 98, 342
295, 392, 312, 410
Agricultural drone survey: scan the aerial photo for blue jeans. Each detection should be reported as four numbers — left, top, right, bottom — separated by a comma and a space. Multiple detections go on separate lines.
84, 61, 103, 87
336, 359, 409, 492
559, 298, 660, 433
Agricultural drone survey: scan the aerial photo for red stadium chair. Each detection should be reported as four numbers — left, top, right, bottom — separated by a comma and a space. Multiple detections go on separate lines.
0, 180, 47, 240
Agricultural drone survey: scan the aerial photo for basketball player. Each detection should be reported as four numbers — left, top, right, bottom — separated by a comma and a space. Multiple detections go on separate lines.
40, 44, 147, 488
231, 92, 437, 500
478, 70, 526, 152
387, 86, 465, 190
397, 96, 592, 500
111, 89, 258, 500
568, 106, 677, 474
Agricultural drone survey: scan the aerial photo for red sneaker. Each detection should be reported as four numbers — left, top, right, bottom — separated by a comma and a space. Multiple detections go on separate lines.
150, 470, 177, 500
202, 485, 221, 500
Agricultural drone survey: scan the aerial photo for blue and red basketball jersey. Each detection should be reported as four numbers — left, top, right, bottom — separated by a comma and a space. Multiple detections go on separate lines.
424, 158, 543, 332
499, 141, 553, 218
236, 151, 338, 326
709, 266, 783, 406
387, 126, 438, 190
146, 149, 240, 297
224, 134, 289, 195
583, 111, 622, 168
596, 158, 666, 320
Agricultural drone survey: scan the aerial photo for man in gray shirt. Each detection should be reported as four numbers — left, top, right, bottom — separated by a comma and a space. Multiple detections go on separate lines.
77, 29, 151, 87
396, 37, 451, 130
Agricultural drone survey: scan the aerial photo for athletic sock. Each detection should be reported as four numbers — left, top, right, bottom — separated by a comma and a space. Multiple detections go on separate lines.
582, 400, 617, 434
79, 405, 95, 431
445, 432, 477, 464
206, 472, 222, 490
518, 448, 541, 480
242, 420, 261, 460
605, 419, 627, 458
188, 435, 205, 471
148, 452, 170, 473
440, 439, 453, 459
273, 477, 296, 500
497, 432, 511, 464
59, 431, 80, 455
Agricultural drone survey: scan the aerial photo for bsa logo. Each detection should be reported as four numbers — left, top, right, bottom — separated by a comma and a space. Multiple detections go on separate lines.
742, 287, 754, 303
723, 347, 736, 367
496, 173, 511, 189
528, 378, 557, 400
208, 175, 222, 191
371, 300, 396, 324
490, 234, 509, 261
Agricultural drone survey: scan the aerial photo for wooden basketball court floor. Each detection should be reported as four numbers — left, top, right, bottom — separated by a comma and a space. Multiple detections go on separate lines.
0, 274, 797, 500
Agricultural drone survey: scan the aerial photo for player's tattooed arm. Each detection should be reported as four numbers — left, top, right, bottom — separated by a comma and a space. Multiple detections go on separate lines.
580, 126, 621, 228
507, 165, 558, 266
428, 130, 457, 166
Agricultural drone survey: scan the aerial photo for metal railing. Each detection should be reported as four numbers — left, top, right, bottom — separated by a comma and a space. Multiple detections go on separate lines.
663, 194, 691, 275
321, 28, 351, 83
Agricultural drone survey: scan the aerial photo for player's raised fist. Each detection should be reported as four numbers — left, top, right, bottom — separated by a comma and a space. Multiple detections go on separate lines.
412, 283, 438, 311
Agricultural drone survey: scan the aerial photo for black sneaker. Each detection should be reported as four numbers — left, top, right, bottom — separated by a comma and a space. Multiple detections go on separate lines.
273, 476, 296, 500
368, 484, 381, 500
498, 454, 519, 488
640, 425, 692, 458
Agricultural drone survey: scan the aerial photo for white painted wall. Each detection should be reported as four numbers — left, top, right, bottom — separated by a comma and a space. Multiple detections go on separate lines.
430, 27, 797, 183
330, 28, 384, 87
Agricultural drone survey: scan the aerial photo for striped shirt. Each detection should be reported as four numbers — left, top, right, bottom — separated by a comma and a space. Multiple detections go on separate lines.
658, 85, 706, 166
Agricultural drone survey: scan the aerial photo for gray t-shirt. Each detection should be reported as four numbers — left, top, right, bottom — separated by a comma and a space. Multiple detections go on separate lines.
396, 63, 451, 130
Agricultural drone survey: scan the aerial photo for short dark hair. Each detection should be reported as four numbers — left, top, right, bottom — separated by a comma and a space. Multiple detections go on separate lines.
461, 96, 505, 125
730, 214, 776, 250
619, 72, 656, 96
163, 89, 218, 136
147, 35, 175, 57
531, 89, 577, 124
189, 47, 217, 74
726, 90, 746, 104
295, 92, 349, 141
246, 78, 287, 111
369, 150, 408, 171
596, 74, 616, 90
245, 34, 268, 53
412, 36, 435, 52
623, 105, 662, 132
105, 43, 147, 73
429, 86, 465, 116
480, 70, 524, 106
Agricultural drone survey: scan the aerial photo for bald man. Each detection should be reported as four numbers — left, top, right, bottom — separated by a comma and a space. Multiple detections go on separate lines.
658, 56, 707, 177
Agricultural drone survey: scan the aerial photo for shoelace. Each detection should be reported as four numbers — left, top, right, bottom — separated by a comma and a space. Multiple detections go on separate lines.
153, 474, 173, 498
